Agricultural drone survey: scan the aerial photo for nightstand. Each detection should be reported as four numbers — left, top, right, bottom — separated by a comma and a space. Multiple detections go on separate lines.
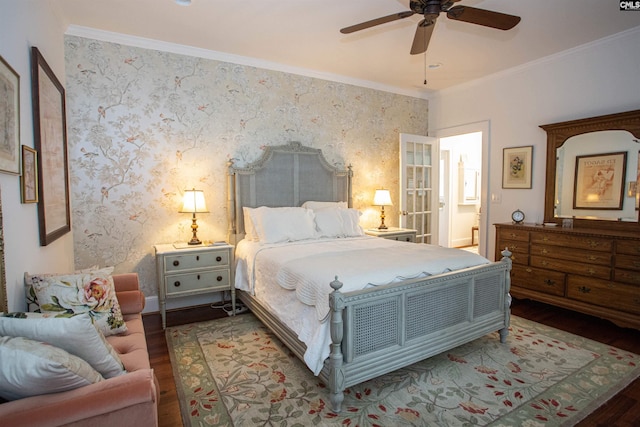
154, 243, 234, 328
365, 227, 417, 242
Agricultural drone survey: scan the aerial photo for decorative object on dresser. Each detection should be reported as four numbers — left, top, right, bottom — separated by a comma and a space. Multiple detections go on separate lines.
495, 222, 640, 330
373, 188, 392, 230
154, 243, 234, 329
364, 226, 417, 242
180, 188, 209, 245
511, 208, 525, 224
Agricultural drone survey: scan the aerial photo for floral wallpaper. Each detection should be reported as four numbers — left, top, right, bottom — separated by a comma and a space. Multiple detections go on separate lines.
64, 35, 429, 297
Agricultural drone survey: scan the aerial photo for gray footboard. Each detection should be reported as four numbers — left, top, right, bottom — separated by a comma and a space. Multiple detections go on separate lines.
322, 252, 512, 412
239, 252, 512, 414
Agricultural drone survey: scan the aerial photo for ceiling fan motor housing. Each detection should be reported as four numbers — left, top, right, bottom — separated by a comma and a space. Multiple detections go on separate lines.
411, 0, 444, 20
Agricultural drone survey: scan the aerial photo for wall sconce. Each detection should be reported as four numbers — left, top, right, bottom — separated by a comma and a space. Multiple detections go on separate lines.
180, 188, 208, 245
373, 189, 392, 230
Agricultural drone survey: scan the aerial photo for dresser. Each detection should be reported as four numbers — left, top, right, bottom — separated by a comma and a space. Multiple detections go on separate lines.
154, 243, 234, 328
365, 227, 417, 242
495, 223, 640, 329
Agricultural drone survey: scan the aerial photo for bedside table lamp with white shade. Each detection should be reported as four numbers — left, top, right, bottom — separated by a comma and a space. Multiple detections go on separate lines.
373, 189, 392, 230
180, 188, 209, 245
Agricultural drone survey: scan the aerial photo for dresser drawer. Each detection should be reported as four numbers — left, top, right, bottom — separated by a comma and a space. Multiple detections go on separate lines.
496, 240, 529, 265
531, 244, 611, 266
531, 256, 610, 280
530, 232, 612, 252
616, 239, 640, 256
511, 265, 565, 296
498, 228, 529, 242
567, 276, 640, 315
615, 269, 640, 286
616, 254, 640, 271
164, 250, 229, 272
165, 270, 230, 295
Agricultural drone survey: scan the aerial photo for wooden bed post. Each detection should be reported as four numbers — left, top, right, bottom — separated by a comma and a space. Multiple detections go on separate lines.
499, 247, 513, 343
328, 276, 346, 413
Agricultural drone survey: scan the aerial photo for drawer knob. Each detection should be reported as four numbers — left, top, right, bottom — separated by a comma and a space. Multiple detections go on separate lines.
197, 274, 201, 280
216, 256, 222, 262
173, 260, 180, 266
173, 281, 181, 287
544, 279, 555, 286
526, 268, 532, 273
217, 276, 223, 282
577, 286, 591, 293
197, 255, 200, 261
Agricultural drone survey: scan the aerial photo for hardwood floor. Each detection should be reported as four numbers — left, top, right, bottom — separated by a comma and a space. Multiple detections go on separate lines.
143, 298, 640, 427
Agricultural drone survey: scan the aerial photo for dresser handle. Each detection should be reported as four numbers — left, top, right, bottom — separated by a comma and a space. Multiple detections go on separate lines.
541, 260, 549, 267
509, 233, 516, 238
216, 256, 222, 262
526, 268, 532, 273
197, 274, 200, 280
173, 281, 181, 287
541, 248, 548, 255
587, 256, 597, 261
197, 255, 200, 261
586, 268, 596, 276
173, 260, 180, 266
543, 236, 549, 242
544, 279, 555, 286
217, 276, 223, 282
577, 286, 591, 293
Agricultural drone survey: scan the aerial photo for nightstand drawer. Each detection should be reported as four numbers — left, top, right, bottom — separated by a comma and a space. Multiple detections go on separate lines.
165, 270, 230, 295
164, 250, 229, 272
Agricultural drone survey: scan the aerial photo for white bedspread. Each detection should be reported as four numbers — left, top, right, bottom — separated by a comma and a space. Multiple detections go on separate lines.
234, 236, 490, 375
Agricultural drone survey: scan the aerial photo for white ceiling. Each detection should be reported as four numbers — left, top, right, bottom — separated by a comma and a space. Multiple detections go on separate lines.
51, 0, 640, 97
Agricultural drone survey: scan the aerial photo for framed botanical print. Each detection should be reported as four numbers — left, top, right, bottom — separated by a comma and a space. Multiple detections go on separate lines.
21, 145, 38, 203
502, 146, 533, 189
0, 55, 20, 175
573, 151, 627, 210
31, 47, 71, 245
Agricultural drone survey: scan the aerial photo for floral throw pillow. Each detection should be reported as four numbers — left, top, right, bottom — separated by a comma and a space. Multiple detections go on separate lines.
24, 268, 127, 336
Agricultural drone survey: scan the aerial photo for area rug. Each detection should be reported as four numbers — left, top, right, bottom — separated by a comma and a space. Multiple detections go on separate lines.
166, 314, 639, 426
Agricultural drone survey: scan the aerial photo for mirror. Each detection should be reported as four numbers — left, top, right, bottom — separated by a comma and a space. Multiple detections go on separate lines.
541, 109, 640, 232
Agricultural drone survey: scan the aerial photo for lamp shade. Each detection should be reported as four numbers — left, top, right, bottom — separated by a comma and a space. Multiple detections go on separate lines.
180, 189, 209, 213
373, 189, 392, 206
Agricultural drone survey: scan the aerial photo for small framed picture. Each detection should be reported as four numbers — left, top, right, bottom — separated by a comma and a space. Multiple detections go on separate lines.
21, 145, 38, 203
502, 146, 533, 189
0, 55, 20, 175
573, 151, 627, 210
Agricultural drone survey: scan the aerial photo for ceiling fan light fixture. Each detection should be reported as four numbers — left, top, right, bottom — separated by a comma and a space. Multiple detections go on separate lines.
428, 62, 443, 69
175, 0, 191, 6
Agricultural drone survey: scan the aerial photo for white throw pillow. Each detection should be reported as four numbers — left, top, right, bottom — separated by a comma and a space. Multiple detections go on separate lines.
302, 201, 348, 210
249, 206, 318, 243
0, 336, 104, 401
243, 207, 257, 241
314, 207, 364, 237
0, 312, 126, 379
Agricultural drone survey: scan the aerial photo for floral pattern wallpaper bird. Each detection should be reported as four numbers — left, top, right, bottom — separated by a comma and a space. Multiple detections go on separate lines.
64, 35, 428, 297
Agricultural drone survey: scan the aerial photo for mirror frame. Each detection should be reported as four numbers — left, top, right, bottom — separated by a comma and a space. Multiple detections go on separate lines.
541, 109, 640, 232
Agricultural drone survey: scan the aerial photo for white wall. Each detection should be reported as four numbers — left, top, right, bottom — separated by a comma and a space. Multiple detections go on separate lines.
0, 0, 75, 311
429, 27, 640, 260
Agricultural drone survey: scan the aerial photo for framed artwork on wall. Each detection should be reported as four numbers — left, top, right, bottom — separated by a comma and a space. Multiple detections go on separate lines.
502, 146, 533, 189
31, 47, 71, 246
573, 151, 627, 210
0, 55, 21, 175
21, 145, 38, 203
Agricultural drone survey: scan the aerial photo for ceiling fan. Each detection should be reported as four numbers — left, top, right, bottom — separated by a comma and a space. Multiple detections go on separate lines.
340, 0, 521, 55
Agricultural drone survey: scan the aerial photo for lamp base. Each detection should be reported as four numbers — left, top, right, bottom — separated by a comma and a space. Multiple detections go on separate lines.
377, 225, 388, 230
187, 238, 202, 245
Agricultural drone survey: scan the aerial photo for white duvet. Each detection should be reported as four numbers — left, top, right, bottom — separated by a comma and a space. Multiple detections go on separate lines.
234, 236, 489, 375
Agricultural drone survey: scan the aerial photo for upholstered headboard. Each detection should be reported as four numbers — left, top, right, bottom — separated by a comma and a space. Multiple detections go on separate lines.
227, 142, 352, 244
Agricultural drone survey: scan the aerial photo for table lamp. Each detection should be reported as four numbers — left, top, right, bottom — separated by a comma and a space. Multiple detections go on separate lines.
180, 188, 208, 245
373, 189, 392, 230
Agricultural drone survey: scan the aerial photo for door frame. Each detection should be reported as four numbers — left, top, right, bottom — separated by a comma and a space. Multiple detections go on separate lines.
434, 121, 490, 257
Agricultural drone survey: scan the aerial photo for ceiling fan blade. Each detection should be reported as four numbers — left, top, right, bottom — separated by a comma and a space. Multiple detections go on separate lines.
410, 19, 436, 55
446, 5, 521, 30
340, 11, 415, 34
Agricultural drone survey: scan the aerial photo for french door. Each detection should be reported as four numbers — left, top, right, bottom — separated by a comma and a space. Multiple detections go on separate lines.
399, 133, 438, 244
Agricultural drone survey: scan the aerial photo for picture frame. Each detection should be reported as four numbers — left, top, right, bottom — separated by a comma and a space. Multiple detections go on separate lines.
573, 151, 627, 210
0, 55, 21, 175
31, 47, 71, 245
502, 146, 533, 189
20, 145, 38, 203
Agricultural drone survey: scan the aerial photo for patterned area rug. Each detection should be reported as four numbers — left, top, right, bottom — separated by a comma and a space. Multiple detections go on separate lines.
166, 313, 639, 426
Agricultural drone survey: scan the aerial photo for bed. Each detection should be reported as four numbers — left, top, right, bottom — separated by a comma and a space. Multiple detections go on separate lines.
227, 141, 512, 412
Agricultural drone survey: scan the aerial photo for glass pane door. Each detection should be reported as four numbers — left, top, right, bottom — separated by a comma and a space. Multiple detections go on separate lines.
400, 133, 438, 244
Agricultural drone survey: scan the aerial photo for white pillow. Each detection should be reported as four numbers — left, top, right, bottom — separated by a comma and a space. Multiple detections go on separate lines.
249, 206, 318, 243
302, 201, 348, 210
243, 207, 257, 241
0, 335, 104, 401
314, 208, 364, 237
0, 312, 126, 379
